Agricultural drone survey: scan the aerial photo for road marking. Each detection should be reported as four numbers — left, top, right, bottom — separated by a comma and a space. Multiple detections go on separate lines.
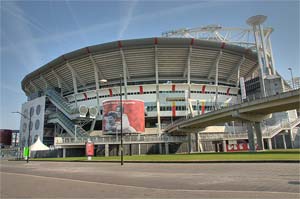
1, 172, 299, 195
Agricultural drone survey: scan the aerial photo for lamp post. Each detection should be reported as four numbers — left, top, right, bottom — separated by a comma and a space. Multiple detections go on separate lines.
12, 111, 31, 163
288, 68, 295, 89
120, 74, 124, 166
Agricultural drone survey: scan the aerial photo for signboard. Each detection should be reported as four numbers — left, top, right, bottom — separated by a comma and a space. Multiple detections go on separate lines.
226, 143, 258, 152
240, 77, 247, 100
102, 100, 145, 134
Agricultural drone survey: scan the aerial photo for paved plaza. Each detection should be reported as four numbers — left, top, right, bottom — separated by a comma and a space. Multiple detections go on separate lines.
1, 160, 300, 198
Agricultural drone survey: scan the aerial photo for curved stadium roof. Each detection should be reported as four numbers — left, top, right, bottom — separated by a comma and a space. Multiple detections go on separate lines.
22, 37, 258, 95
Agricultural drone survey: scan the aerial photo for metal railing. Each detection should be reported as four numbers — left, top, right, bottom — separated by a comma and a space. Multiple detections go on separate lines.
56, 135, 188, 145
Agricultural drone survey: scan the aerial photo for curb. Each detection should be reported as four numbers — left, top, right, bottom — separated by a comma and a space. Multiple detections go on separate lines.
10, 159, 300, 163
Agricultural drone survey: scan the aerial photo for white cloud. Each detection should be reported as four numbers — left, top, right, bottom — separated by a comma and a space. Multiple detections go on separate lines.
118, 0, 139, 39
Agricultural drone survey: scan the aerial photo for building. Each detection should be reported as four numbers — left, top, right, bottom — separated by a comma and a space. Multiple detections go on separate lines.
19, 18, 299, 156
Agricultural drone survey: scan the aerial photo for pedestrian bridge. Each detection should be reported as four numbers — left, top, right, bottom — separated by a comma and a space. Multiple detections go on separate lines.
165, 89, 300, 133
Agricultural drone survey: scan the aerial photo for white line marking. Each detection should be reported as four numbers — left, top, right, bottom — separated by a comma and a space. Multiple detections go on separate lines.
1, 172, 299, 195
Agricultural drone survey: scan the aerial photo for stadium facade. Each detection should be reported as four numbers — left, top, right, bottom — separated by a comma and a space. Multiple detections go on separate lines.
19, 17, 299, 156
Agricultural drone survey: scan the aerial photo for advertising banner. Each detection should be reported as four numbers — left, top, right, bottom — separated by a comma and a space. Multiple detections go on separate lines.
226, 143, 258, 152
102, 100, 145, 134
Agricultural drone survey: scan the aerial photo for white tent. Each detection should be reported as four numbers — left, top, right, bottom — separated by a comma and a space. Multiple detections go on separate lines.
30, 137, 49, 151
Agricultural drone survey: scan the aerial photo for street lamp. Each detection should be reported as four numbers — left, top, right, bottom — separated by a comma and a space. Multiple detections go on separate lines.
12, 111, 31, 163
120, 74, 124, 166
119, 74, 124, 166
288, 68, 295, 89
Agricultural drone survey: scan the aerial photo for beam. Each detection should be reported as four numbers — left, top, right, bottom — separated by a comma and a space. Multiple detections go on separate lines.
119, 48, 129, 99
40, 75, 49, 89
30, 81, 39, 92
155, 44, 161, 134
89, 54, 105, 89
52, 69, 72, 91
208, 50, 223, 79
66, 62, 87, 90
227, 56, 245, 83
244, 63, 259, 78
66, 62, 78, 94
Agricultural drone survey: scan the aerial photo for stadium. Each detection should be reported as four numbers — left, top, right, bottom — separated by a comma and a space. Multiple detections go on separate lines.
19, 16, 299, 157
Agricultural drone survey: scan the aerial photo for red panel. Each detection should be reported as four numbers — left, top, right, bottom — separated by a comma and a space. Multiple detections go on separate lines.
86, 142, 94, 156
118, 41, 122, 48
172, 85, 176, 92
154, 37, 158, 45
221, 42, 226, 49
226, 88, 230, 96
86, 47, 90, 54
62, 55, 67, 61
190, 38, 194, 45
109, 89, 113, 97
201, 101, 205, 114
172, 101, 176, 117
83, 93, 88, 100
201, 85, 206, 93
139, 86, 144, 94
226, 143, 259, 152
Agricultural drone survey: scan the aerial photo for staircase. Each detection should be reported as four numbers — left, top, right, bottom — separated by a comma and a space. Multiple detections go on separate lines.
48, 111, 88, 137
45, 90, 78, 118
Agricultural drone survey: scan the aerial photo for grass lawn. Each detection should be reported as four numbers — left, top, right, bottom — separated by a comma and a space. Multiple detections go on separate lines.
33, 149, 300, 162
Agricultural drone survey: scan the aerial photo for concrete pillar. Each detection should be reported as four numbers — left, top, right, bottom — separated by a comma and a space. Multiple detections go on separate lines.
188, 134, 193, 153
195, 133, 200, 152
138, 144, 141, 155
129, 144, 132, 156
105, 144, 109, 157
159, 143, 162, 154
63, 148, 66, 158
290, 129, 294, 149
282, 134, 287, 149
165, 143, 169, 154
254, 122, 264, 150
222, 140, 227, 152
247, 124, 256, 152
267, 138, 272, 150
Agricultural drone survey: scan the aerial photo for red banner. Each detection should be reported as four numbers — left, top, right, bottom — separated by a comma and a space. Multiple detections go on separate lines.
102, 100, 145, 134
86, 142, 94, 156
226, 143, 258, 152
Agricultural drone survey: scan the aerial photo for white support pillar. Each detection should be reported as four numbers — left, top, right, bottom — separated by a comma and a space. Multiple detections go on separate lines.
119, 47, 128, 99
159, 143, 162, 154
267, 36, 276, 75
267, 138, 272, 150
290, 128, 294, 149
165, 143, 169, 154
282, 134, 287, 149
105, 144, 109, 157
63, 148, 66, 158
223, 140, 227, 152
215, 51, 222, 109
247, 123, 256, 152
66, 62, 78, 107
138, 144, 141, 155
89, 55, 100, 107
30, 81, 38, 93
155, 44, 161, 135
253, 26, 266, 97
187, 45, 192, 98
259, 24, 271, 76
40, 75, 48, 90
234, 56, 245, 87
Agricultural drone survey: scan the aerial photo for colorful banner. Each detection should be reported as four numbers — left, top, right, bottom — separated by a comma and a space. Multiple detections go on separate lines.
226, 143, 258, 152
102, 100, 145, 134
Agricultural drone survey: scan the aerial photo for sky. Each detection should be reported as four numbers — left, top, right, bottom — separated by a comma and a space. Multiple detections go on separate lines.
0, 0, 299, 130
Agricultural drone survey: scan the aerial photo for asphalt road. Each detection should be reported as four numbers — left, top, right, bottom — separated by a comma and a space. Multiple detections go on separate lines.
1, 160, 300, 198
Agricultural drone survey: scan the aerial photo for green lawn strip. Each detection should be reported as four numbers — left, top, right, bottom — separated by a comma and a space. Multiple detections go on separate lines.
33, 150, 300, 161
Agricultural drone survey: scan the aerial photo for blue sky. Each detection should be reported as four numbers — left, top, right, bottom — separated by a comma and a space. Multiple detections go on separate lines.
0, 0, 299, 130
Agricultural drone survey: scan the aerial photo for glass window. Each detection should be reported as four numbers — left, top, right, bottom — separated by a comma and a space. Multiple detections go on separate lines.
36, 105, 41, 115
